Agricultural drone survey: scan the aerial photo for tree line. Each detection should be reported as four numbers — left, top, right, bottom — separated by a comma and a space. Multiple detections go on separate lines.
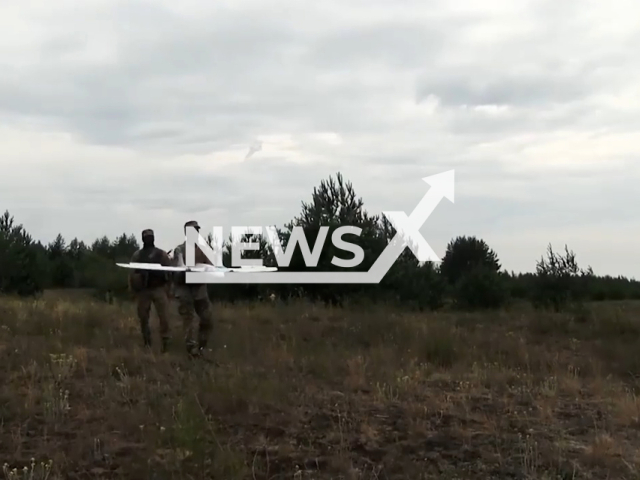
2, 172, 639, 311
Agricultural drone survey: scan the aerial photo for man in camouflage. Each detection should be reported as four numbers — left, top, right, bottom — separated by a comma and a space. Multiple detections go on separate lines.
170, 220, 214, 358
128, 229, 173, 352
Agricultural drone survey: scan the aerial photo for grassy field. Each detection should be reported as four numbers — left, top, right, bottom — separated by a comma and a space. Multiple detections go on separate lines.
2, 293, 640, 479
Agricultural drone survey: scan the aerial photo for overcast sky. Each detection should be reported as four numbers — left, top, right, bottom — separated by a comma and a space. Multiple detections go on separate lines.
1, 0, 638, 277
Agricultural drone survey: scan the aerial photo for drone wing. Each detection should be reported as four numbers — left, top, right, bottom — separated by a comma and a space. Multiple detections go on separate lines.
228, 266, 278, 273
116, 262, 278, 274
116, 262, 189, 272
193, 263, 277, 273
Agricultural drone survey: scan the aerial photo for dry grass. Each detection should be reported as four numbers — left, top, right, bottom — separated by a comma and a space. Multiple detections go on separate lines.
2, 293, 640, 479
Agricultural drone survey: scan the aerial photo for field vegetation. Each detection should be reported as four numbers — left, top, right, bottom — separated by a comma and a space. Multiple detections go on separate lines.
3, 295, 640, 478
2, 172, 640, 478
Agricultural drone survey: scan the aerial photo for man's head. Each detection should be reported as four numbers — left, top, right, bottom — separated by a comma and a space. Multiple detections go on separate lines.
141, 228, 155, 247
184, 220, 200, 234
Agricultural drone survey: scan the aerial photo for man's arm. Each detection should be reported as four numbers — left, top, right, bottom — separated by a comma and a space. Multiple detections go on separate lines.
171, 245, 185, 267
158, 249, 174, 291
159, 249, 172, 267
160, 250, 174, 286
128, 250, 140, 293
167, 246, 184, 293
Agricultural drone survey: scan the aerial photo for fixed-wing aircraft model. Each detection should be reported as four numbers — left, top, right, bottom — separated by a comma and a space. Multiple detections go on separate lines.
116, 262, 277, 277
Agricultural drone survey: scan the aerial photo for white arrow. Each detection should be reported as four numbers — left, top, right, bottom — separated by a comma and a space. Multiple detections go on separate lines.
413, 170, 455, 226
381, 169, 455, 263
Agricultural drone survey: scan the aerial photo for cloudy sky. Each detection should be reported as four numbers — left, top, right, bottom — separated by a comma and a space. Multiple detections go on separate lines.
1, 0, 638, 277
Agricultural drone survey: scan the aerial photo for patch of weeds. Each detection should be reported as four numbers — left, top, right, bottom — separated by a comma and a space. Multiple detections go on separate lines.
528, 314, 576, 336
65, 303, 110, 343
113, 365, 134, 406
416, 324, 459, 368
42, 381, 70, 426
374, 382, 400, 402
169, 396, 208, 465
596, 339, 640, 378
3, 459, 54, 480
41, 353, 74, 429
161, 395, 247, 478
48, 353, 76, 383
594, 314, 640, 339
519, 433, 541, 476
568, 302, 592, 324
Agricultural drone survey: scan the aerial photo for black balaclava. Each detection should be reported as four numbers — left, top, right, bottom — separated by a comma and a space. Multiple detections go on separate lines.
142, 229, 155, 248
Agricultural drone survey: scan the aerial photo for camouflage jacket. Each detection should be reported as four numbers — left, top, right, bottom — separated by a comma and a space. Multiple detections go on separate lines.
129, 246, 172, 291
172, 241, 212, 286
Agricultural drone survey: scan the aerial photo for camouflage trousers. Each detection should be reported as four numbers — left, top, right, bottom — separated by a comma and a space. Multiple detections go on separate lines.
174, 284, 213, 353
136, 286, 170, 348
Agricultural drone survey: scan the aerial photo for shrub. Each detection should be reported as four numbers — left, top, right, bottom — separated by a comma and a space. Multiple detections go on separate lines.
451, 266, 509, 310
532, 244, 593, 312
439, 235, 501, 286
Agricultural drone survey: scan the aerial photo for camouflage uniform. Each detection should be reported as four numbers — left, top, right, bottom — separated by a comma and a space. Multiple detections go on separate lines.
129, 229, 172, 352
171, 220, 214, 356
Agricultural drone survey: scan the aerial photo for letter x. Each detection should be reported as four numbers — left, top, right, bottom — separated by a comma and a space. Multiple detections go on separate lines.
382, 188, 443, 262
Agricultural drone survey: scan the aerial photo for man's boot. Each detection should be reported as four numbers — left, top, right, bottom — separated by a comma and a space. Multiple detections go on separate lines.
196, 331, 219, 365
186, 340, 199, 358
196, 335, 208, 357
141, 324, 152, 349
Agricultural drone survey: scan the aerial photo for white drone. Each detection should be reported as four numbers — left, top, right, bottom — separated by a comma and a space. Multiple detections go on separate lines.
117, 252, 277, 277
116, 262, 277, 277
116, 242, 278, 277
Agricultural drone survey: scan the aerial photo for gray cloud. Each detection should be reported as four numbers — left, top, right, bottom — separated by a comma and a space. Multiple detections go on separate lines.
0, 0, 639, 277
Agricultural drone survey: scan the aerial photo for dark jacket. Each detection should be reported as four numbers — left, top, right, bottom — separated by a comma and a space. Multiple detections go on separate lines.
129, 246, 172, 291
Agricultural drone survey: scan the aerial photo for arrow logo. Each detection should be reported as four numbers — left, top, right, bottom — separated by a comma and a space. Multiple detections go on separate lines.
186, 170, 455, 283
381, 170, 454, 262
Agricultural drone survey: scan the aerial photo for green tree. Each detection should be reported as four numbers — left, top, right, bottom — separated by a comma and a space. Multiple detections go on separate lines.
532, 244, 593, 311
47, 234, 75, 288
375, 214, 446, 310
278, 172, 384, 304
439, 235, 501, 285
452, 266, 508, 310
110, 233, 139, 261
0, 211, 47, 296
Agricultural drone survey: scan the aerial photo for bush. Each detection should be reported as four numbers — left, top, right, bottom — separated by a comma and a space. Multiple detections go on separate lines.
440, 235, 501, 286
383, 261, 446, 311
452, 266, 509, 310
532, 244, 593, 312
